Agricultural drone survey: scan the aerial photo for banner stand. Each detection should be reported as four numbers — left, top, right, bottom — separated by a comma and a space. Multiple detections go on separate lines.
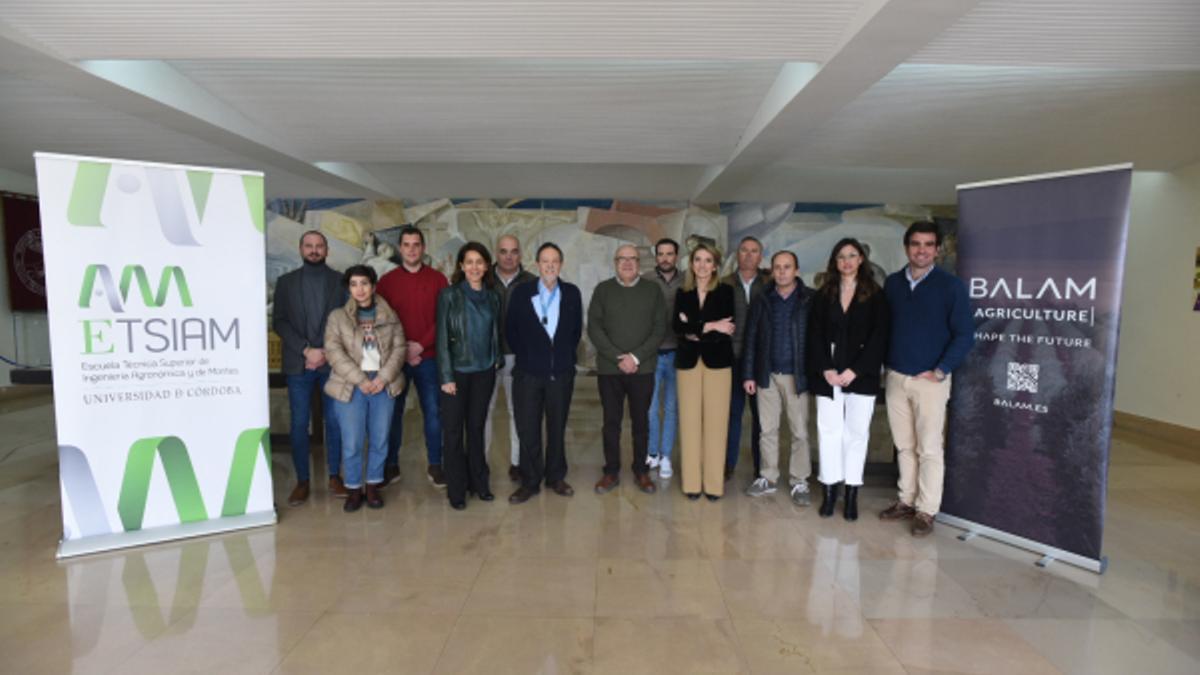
936, 513, 1107, 574
57, 511, 276, 560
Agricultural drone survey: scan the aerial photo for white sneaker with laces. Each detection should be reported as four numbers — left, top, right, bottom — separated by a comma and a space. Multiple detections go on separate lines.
790, 483, 811, 506
646, 455, 660, 470
658, 457, 673, 479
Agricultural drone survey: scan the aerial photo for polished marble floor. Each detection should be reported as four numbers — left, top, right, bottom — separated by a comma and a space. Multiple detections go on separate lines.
0, 383, 1198, 674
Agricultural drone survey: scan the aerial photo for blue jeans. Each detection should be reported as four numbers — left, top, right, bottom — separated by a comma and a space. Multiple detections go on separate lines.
335, 384, 396, 489
647, 350, 678, 460
286, 367, 342, 483
386, 358, 443, 467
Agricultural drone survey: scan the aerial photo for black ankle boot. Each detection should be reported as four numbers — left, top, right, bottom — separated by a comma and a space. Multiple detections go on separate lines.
819, 483, 840, 518
843, 485, 859, 521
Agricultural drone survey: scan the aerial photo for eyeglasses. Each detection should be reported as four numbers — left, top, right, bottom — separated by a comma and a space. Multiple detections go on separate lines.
615, 256, 638, 263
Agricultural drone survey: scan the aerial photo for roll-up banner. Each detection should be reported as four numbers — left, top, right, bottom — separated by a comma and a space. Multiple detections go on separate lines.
36, 153, 276, 559
942, 164, 1132, 573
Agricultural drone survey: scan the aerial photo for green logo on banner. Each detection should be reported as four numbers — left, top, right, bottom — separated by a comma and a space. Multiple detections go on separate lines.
116, 428, 271, 532
78, 264, 193, 311
64, 160, 264, 236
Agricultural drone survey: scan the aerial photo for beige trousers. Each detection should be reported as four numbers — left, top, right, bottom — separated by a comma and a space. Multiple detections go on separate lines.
756, 373, 812, 486
677, 364, 731, 496
885, 369, 952, 515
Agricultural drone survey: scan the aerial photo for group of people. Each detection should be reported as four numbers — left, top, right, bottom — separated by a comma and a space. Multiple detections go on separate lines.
274, 220, 973, 535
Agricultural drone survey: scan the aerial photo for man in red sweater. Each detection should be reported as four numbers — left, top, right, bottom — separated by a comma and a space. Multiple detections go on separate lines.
376, 226, 448, 488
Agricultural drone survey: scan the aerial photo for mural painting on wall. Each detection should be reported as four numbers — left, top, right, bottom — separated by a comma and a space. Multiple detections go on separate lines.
265, 198, 958, 371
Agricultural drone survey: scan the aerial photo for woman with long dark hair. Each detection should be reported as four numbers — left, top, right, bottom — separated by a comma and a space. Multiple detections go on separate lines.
436, 241, 502, 510
807, 238, 889, 520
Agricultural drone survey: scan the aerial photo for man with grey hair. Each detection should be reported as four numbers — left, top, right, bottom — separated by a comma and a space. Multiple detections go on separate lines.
588, 244, 667, 495
485, 234, 536, 482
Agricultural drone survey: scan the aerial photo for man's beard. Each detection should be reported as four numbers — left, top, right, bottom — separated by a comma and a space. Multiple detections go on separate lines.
657, 262, 675, 274
303, 256, 326, 266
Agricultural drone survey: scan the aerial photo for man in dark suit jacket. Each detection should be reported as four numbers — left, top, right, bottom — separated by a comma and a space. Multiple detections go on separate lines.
272, 230, 347, 506
722, 236, 771, 480
505, 242, 584, 504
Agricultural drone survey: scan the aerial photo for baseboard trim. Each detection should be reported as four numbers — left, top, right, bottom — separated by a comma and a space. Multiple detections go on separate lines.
1113, 411, 1200, 453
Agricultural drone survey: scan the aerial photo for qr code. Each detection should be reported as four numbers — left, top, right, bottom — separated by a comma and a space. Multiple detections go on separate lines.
1007, 362, 1039, 393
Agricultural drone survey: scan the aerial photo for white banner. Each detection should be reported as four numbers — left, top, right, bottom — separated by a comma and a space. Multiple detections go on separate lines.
36, 153, 275, 558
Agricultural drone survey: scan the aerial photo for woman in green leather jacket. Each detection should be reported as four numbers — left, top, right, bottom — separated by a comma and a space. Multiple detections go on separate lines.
436, 241, 503, 510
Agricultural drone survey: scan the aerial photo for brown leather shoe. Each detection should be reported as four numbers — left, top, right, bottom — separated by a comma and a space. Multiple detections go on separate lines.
879, 501, 917, 521
287, 481, 310, 507
508, 486, 538, 504
912, 512, 935, 537
343, 488, 364, 513
594, 474, 620, 494
508, 465, 521, 482
328, 475, 348, 498
365, 484, 384, 509
380, 464, 401, 488
634, 472, 657, 494
548, 480, 575, 497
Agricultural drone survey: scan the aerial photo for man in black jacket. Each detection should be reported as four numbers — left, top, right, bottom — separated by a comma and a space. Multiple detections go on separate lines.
505, 243, 584, 504
272, 230, 347, 506
741, 250, 814, 506
486, 234, 537, 483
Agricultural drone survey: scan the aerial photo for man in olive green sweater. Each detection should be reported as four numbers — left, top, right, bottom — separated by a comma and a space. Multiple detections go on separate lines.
588, 244, 667, 494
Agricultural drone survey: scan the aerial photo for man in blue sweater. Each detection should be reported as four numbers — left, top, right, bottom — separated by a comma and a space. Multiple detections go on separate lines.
879, 221, 974, 536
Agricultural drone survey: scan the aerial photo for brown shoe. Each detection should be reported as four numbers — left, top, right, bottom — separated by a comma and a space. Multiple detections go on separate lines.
328, 475, 348, 498
634, 472, 657, 494
287, 481, 310, 507
380, 464, 401, 488
912, 512, 935, 537
508, 465, 521, 482
548, 480, 575, 497
508, 486, 538, 504
879, 501, 917, 521
365, 484, 384, 509
343, 488, 364, 512
594, 474, 620, 494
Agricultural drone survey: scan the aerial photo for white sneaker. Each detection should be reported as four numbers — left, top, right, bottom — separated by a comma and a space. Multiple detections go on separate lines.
658, 457, 673, 479
646, 455, 660, 470
745, 477, 776, 497
790, 483, 811, 507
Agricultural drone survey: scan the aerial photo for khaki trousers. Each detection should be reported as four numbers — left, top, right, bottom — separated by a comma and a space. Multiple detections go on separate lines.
885, 369, 952, 515
677, 364, 731, 496
756, 373, 811, 486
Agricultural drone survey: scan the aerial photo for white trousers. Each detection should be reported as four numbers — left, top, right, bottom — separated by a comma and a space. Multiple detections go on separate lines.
484, 353, 520, 465
816, 386, 876, 486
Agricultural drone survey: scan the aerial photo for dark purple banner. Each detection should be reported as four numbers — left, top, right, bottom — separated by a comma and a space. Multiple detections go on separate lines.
945, 166, 1132, 565
3, 193, 46, 312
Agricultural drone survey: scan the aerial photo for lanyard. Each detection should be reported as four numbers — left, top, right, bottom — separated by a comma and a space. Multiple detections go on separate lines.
538, 284, 559, 325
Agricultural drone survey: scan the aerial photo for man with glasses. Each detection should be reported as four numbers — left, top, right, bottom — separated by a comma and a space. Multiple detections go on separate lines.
587, 244, 666, 494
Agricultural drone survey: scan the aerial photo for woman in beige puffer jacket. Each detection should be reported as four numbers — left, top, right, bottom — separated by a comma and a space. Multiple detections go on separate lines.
323, 265, 406, 511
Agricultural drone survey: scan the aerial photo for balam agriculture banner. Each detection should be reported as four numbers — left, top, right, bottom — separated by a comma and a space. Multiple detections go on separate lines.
36, 153, 275, 558
943, 164, 1132, 572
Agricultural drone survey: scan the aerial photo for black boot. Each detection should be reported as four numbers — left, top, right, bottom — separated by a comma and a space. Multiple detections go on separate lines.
843, 485, 859, 521
819, 483, 840, 518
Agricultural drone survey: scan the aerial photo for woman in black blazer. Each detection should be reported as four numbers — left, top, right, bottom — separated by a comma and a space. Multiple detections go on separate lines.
807, 238, 889, 521
673, 242, 736, 500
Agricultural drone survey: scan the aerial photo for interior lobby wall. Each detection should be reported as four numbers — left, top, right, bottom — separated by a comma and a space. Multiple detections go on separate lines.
1115, 161, 1200, 431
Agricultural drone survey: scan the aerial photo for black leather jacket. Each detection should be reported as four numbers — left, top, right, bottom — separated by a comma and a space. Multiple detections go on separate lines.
435, 282, 501, 385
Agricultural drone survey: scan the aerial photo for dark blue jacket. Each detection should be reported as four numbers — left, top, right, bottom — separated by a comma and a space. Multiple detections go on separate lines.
742, 282, 813, 395
506, 279, 583, 378
884, 265, 974, 376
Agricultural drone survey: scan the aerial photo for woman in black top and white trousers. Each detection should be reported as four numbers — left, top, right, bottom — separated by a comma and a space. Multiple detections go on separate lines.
807, 238, 889, 520
673, 242, 736, 500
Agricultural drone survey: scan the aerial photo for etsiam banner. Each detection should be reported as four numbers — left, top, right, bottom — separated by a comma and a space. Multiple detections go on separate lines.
942, 164, 1132, 573
36, 153, 275, 558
